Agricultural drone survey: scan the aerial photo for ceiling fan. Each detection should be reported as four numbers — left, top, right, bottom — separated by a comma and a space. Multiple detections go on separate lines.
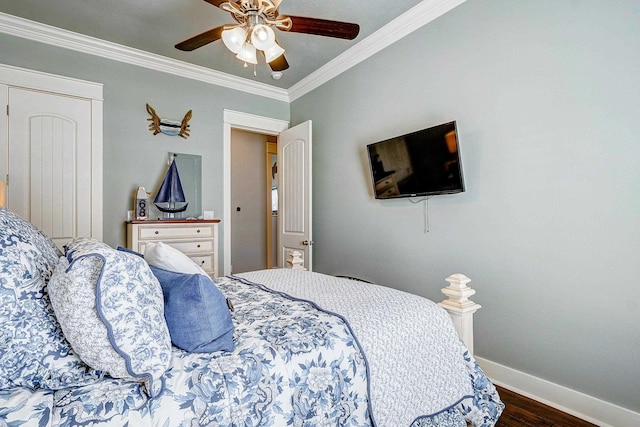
175, 0, 360, 73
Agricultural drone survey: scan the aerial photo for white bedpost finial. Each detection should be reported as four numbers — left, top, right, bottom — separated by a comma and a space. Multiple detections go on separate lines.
438, 273, 481, 355
285, 250, 306, 270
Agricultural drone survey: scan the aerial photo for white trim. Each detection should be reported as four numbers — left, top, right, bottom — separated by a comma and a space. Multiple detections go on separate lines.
0, 12, 289, 102
0, 62, 103, 100
288, 0, 467, 101
0, 84, 8, 191
475, 356, 640, 427
222, 110, 289, 275
90, 99, 103, 241
0, 0, 467, 102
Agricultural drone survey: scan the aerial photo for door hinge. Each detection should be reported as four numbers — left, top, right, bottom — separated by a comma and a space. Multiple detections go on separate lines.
5, 105, 8, 116
5, 175, 8, 185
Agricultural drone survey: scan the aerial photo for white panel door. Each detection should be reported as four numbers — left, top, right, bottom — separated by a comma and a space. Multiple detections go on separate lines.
8, 87, 92, 249
278, 120, 312, 270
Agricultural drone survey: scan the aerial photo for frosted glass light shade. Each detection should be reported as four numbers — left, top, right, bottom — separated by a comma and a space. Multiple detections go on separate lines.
263, 42, 285, 62
236, 43, 258, 64
251, 24, 276, 50
222, 27, 247, 54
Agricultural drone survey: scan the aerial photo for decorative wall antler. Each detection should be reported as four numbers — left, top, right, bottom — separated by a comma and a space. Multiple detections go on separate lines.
146, 103, 192, 139
180, 110, 192, 139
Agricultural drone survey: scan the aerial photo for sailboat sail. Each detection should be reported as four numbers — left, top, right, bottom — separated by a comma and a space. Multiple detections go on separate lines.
154, 159, 189, 216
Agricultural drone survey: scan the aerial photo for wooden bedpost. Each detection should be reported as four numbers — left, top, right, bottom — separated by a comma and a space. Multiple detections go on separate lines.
285, 250, 306, 270
438, 274, 481, 355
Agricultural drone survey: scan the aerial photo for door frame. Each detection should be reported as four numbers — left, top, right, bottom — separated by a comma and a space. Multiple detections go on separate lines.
223, 109, 289, 276
0, 63, 103, 240
266, 141, 277, 269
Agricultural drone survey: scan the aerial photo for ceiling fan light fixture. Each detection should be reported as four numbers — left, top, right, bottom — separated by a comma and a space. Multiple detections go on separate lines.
176, 0, 360, 74
222, 27, 247, 54
264, 42, 285, 63
251, 24, 276, 50
236, 42, 258, 64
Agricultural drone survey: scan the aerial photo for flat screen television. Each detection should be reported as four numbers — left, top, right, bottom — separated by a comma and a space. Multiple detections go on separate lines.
367, 121, 464, 199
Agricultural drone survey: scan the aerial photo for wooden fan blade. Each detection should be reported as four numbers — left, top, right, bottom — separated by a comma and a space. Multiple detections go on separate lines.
203, 0, 229, 7
268, 54, 289, 72
284, 16, 360, 40
175, 26, 225, 51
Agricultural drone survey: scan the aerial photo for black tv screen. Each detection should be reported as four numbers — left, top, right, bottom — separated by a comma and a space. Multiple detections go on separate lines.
367, 121, 464, 199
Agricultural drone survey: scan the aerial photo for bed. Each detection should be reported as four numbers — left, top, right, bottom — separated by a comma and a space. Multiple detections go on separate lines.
0, 207, 503, 426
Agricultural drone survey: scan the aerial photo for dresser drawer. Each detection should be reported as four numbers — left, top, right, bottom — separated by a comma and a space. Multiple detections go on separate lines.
189, 254, 213, 272
139, 239, 214, 255
375, 177, 396, 191
378, 186, 400, 198
138, 224, 214, 240
127, 220, 219, 278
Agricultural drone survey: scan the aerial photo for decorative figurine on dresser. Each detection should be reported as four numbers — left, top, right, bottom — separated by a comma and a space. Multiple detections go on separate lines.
154, 155, 189, 219
126, 219, 220, 278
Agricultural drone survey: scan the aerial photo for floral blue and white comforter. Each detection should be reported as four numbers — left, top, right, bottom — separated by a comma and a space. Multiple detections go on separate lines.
237, 269, 503, 427
1, 273, 371, 426
0, 269, 502, 427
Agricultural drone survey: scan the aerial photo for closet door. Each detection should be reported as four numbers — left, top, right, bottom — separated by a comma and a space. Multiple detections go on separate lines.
8, 87, 92, 249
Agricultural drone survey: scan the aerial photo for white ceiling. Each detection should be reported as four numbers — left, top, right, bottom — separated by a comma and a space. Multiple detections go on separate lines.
0, 0, 465, 98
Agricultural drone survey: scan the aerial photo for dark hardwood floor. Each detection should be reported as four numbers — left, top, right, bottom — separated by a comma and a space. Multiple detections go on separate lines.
496, 386, 598, 427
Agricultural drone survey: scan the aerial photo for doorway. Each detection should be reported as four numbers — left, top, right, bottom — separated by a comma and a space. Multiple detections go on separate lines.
230, 129, 277, 273
223, 110, 289, 276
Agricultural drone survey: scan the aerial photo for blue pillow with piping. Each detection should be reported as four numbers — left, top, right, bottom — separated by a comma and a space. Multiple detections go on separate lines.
149, 265, 234, 353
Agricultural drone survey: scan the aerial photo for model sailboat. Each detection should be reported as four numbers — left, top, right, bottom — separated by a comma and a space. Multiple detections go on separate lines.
154, 158, 188, 219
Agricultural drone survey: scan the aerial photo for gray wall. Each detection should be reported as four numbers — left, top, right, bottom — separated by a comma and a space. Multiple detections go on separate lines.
291, 0, 640, 413
0, 32, 290, 272
2, 0, 639, 414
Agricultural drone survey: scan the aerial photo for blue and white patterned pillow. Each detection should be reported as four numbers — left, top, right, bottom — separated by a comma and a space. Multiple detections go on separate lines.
49, 257, 134, 380
55, 237, 172, 397
0, 207, 100, 390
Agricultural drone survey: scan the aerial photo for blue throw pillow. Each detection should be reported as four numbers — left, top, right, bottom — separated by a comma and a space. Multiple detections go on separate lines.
149, 265, 234, 353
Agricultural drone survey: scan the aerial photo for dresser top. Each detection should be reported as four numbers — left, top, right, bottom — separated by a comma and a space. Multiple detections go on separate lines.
127, 219, 220, 224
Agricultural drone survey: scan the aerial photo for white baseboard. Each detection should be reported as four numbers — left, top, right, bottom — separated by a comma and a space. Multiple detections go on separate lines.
475, 357, 640, 427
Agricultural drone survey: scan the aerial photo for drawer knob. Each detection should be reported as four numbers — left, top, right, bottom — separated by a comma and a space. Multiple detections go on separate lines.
200, 260, 205, 265
154, 231, 159, 235
197, 244, 201, 248
197, 229, 201, 233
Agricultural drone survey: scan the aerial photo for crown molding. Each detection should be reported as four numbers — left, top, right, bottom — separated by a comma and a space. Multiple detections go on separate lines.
0, 0, 466, 103
0, 12, 290, 102
288, 0, 467, 101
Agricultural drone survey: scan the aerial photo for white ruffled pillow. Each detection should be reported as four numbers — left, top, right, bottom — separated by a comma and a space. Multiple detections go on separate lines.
144, 241, 208, 276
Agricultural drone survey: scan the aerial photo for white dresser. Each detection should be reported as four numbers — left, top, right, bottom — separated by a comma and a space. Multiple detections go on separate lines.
126, 219, 220, 278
